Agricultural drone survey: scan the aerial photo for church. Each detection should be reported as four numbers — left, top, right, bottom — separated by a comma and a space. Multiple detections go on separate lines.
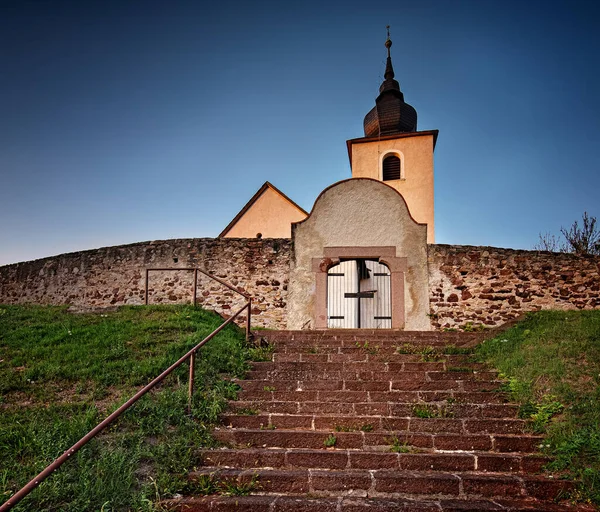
3, 32, 595, 334
221, 32, 437, 331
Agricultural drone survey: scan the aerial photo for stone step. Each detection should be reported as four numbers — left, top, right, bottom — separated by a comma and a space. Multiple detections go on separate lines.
249, 361, 489, 373
275, 345, 477, 355
186, 467, 575, 500
259, 332, 478, 341
178, 330, 590, 511
166, 495, 596, 512
213, 428, 544, 453
272, 352, 480, 363
255, 329, 486, 341
229, 400, 520, 418
239, 378, 503, 392
170, 326, 592, 512
236, 389, 510, 404
219, 414, 528, 435
263, 340, 484, 346
265, 340, 477, 351
240, 372, 504, 391
200, 448, 551, 473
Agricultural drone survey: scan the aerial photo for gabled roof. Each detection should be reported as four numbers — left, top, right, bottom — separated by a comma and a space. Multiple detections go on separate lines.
218, 181, 309, 238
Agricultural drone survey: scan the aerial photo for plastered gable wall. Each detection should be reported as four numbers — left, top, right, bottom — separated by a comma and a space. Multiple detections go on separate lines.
222, 187, 308, 238
287, 178, 431, 330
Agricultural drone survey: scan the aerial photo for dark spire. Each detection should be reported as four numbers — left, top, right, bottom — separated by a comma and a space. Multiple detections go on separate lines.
363, 26, 418, 137
378, 26, 401, 96
384, 25, 394, 80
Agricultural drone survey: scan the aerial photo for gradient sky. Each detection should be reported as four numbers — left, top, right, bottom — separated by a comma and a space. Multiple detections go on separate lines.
1, 0, 599, 266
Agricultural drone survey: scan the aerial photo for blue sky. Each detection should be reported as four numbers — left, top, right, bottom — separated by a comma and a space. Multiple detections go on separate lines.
1, 0, 599, 265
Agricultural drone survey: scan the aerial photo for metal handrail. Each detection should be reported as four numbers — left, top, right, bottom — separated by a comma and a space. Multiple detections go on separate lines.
145, 267, 251, 338
0, 296, 252, 512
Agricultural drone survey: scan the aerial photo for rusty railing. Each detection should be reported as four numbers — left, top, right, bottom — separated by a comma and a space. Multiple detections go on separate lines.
0, 271, 252, 512
144, 267, 251, 341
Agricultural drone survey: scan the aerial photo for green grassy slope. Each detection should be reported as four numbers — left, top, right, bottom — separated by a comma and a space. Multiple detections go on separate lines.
0, 305, 250, 512
3, 305, 599, 508
476, 310, 600, 505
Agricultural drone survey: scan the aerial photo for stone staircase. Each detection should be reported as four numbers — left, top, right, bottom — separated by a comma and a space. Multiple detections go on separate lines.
168, 330, 595, 511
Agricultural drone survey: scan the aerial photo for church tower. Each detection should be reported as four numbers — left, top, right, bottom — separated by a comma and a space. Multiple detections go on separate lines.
347, 30, 438, 243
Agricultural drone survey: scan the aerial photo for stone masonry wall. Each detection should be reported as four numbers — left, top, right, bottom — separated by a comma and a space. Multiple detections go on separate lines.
0, 238, 291, 329
429, 244, 600, 330
2, 240, 599, 331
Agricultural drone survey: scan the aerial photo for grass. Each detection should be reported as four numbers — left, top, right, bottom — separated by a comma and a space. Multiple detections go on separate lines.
185, 473, 259, 497
412, 404, 435, 418
247, 343, 275, 362
396, 344, 442, 361
446, 366, 473, 373
236, 408, 259, 416
334, 423, 374, 433
475, 310, 600, 505
411, 404, 453, 419
217, 474, 259, 496
443, 345, 475, 355
461, 322, 486, 332
387, 436, 413, 453
355, 341, 379, 354
323, 434, 337, 448
0, 304, 251, 511
395, 343, 472, 359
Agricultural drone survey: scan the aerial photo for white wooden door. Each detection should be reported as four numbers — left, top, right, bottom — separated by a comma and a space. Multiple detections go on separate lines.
360, 260, 392, 329
327, 260, 391, 328
327, 260, 359, 328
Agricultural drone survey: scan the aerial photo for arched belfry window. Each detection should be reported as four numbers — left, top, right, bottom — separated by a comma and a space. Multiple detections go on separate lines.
382, 154, 401, 181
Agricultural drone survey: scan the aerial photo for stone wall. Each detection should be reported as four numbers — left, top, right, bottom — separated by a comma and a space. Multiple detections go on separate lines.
429, 244, 600, 330
0, 238, 291, 329
2, 239, 599, 332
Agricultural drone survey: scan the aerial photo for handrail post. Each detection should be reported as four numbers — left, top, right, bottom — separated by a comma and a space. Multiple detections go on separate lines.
188, 351, 195, 415
145, 269, 149, 305
246, 299, 251, 343
193, 269, 198, 306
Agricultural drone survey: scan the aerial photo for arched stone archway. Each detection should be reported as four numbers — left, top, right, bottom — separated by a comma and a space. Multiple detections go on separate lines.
287, 178, 430, 330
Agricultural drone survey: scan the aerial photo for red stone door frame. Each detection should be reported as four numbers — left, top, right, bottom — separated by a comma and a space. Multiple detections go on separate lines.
313, 246, 407, 329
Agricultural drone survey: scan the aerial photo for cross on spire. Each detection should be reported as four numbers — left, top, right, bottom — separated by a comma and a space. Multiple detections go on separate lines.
386, 25, 392, 57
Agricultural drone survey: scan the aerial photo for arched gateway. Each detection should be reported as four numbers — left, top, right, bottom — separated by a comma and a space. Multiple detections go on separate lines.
287, 178, 431, 331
